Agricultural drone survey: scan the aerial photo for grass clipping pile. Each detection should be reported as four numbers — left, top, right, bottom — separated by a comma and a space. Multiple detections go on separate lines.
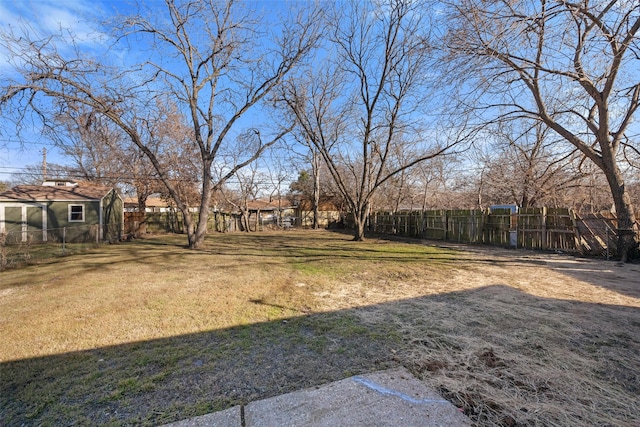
312, 242, 640, 426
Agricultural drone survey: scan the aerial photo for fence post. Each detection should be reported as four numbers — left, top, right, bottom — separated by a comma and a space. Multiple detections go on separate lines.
569, 209, 582, 254
542, 207, 547, 250
62, 227, 66, 255
444, 211, 448, 241
470, 211, 475, 243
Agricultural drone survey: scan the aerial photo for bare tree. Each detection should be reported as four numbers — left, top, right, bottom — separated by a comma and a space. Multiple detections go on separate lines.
415, 157, 453, 210
263, 154, 292, 228
445, 0, 640, 260
9, 163, 71, 185
474, 121, 590, 209
223, 162, 262, 233
373, 143, 429, 212
288, 132, 324, 229
289, 164, 339, 229
47, 106, 126, 185
283, 0, 462, 240
45, 105, 166, 212
1, 0, 320, 249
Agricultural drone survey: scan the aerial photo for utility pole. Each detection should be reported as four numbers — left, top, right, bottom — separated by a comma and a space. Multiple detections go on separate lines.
42, 147, 47, 181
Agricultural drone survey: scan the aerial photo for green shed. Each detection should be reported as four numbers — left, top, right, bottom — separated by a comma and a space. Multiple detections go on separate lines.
0, 182, 123, 244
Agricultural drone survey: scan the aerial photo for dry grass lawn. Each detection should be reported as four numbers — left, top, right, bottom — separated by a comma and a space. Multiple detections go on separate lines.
1, 230, 639, 426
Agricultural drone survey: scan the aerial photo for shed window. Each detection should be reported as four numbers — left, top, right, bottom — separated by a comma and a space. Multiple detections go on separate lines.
69, 204, 85, 222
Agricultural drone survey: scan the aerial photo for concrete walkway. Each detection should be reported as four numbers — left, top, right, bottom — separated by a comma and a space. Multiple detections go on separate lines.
161, 367, 471, 427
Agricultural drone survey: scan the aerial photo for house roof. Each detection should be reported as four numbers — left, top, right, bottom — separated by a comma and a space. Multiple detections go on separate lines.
297, 199, 341, 211
123, 196, 172, 208
245, 199, 294, 211
0, 185, 115, 202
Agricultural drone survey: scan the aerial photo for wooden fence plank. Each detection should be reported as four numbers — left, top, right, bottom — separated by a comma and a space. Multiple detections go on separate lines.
368, 207, 587, 252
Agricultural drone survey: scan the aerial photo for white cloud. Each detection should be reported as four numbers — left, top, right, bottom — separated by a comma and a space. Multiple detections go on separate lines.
1, 0, 108, 47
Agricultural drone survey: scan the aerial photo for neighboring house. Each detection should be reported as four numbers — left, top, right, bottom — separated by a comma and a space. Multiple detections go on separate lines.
294, 199, 343, 228
239, 198, 343, 229
123, 196, 174, 213
241, 199, 297, 230
123, 196, 200, 213
0, 180, 123, 243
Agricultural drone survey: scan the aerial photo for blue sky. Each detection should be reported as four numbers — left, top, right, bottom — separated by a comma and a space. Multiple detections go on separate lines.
0, 0, 121, 181
2, 1, 637, 187
0, 0, 305, 184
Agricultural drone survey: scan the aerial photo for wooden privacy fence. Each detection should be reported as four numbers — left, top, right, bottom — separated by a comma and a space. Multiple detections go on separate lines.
369, 207, 584, 253
123, 208, 633, 256
573, 212, 620, 258
124, 210, 275, 236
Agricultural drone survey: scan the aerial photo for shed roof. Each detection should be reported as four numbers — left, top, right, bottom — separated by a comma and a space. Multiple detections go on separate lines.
0, 185, 115, 202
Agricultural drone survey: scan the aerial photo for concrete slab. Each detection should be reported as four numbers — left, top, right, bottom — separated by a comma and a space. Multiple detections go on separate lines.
244, 367, 470, 427
161, 406, 241, 427
159, 368, 471, 427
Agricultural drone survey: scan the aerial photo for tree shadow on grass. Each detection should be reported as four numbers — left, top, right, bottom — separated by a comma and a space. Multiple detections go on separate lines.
0, 310, 398, 427
2, 285, 639, 427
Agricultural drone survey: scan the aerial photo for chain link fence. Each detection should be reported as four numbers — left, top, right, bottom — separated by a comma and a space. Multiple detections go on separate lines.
0, 223, 121, 271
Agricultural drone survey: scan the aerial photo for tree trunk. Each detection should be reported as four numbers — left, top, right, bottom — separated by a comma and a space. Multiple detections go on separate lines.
183, 210, 197, 248
605, 168, 638, 262
312, 151, 321, 230
352, 202, 370, 241
240, 208, 250, 233
353, 216, 366, 241
312, 181, 320, 230
190, 214, 208, 249
136, 190, 148, 213
187, 162, 215, 249
189, 205, 210, 249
